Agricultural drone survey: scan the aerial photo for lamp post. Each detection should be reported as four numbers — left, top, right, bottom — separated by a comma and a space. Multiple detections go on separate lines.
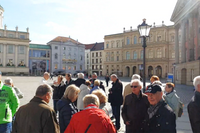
138, 19, 151, 92
173, 63, 176, 85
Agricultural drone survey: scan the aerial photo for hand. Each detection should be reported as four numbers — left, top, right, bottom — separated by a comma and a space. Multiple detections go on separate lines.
126, 121, 130, 125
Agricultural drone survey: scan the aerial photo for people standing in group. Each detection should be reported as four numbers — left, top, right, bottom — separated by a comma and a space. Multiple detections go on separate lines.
90, 73, 105, 91
77, 80, 91, 111
188, 76, 200, 133
164, 82, 181, 119
74, 73, 86, 87
57, 85, 80, 133
65, 73, 74, 88
0, 71, 19, 133
123, 74, 141, 102
122, 79, 149, 133
12, 84, 59, 133
40, 72, 53, 86
105, 74, 110, 87
90, 80, 101, 94
52, 75, 66, 114
142, 83, 176, 133
108, 74, 123, 130
65, 94, 116, 133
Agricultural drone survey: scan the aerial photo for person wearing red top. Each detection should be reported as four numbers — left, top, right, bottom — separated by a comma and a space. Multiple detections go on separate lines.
64, 94, 116, 133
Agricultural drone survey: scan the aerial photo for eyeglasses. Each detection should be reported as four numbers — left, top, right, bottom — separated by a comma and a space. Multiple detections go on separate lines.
131, 86, 138, 88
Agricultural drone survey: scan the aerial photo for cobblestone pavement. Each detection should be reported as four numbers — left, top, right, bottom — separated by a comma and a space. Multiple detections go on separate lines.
2, 76, 194, 133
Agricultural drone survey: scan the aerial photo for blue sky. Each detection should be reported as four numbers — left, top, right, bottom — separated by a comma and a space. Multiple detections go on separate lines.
0, 0, 177, 44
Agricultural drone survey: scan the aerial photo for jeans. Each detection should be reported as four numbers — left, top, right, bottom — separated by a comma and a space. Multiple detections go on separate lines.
111, 105, 121, 130
53, 99, 59, 114
0, 122, 12, 133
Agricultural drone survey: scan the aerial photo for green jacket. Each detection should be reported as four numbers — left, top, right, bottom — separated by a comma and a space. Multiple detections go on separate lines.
0, 82, 19, 124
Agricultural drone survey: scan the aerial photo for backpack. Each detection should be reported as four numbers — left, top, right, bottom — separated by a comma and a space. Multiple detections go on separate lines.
178, 100, 183, 117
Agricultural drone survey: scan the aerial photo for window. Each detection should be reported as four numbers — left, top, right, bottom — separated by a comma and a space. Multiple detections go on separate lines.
47, 51, 50, 57
92, 65, 94, 69
96, 65, 98, 70
106, 44, 109, 48
134, 36, 137, 44
63, 53, 66, 59
55, 53, 58, 59
172, 51, 175, 58
0, 44, 2, 53
68, 66, 71, 70
87, 54, 89, 58
117, 56, 119, 61
8, 34, 14, 38
19, 46, 25, 54
96, 59, 98, 63
126, 51, 130, 60
20, 35, 25, 39
127, 37, 130, 45
74, 66, 76, 70
68, 53, 71, 59
87, 59, 89, 64
133, 51, 137, 59
100, 65, 102, 69
116, 42, 119, 47
157, 36, 161, 41
171, 36, 174, 42
100, 52, 102, 57
8, 45, 14, 54
100, 58, 102, 63
62, 64, 65, 70
191, 69, 194, 81
111, 42, 114, 48
92, 53, 94, 57
148, 50, 153, 58
96, 52, 98, 57
55, 46, 58, 49
141, 50, 143, 59
111, 56, 114, 61
106, 56, 109, 61
55, 64, 58, 69
63, 47, 66, 50
80, 55, 83, 61
157, 49, 162, 58
92, 59, 94, 63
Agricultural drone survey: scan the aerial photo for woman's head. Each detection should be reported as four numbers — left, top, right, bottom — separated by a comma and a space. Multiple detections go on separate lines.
57, 75, 63, 83
165, 82, 175, 93
85, 80, 91, 86
63, 85, 80, 102
150, 75, 160, 83
92, 89, 107, 104
94, 80, 100, 86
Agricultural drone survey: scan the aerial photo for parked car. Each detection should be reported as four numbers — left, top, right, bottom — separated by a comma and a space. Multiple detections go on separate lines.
53, 69, 66, 76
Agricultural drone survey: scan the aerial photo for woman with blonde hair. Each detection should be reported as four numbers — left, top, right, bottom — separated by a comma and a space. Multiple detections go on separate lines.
89, 79, 100, 94
57, 85, 80, 133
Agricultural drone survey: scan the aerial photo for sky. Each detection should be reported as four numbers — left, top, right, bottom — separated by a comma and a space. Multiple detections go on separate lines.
0, 0, 177, 44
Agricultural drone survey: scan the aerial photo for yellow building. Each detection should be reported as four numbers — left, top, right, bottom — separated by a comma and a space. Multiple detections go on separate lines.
103, 23, 175, 79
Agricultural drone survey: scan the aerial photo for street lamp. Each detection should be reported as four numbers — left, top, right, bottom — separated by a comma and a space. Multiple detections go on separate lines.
173, 63, 176, 85
138, 19, 151, 92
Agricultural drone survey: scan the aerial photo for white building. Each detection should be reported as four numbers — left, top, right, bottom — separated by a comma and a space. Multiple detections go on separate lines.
85, 44, 95, 75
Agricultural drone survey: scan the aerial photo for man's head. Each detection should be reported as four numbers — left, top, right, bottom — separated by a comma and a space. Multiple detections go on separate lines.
92, 73, 97, 79
83, 94, 100, 108
57, 75, 63, 84
110, 74, 118, 82
65, 73, 71, 80
4, 77, 13, 86
145, 84, 163, 106
130, 79, 142, 95
150, 75, 160, 83
78, 73, 84, 79
193, 76, 200, 92
35, 84, 53, 103
131, 74, 141, 80
43, 72, 50, 80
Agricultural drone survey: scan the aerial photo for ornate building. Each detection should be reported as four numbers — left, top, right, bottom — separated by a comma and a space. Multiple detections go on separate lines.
103, 23, 175, 78
170, 0, 200, 85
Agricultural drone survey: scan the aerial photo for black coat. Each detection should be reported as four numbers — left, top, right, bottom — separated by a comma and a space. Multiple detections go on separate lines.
142, 100, 176, 133
188, 91, 200, 133
57, 97, 78, 133
122, 92, 149, 133
65, 79, 74, 88
52, 82, 66, 100
108, 79, 123, 106
105, 76, 110, 82
74, 78, 85, 87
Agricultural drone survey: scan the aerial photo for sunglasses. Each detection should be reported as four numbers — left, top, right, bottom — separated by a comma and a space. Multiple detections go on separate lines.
131, 86, 138, 88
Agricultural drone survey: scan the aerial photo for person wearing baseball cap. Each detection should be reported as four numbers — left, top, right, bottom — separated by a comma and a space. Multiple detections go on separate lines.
141, 83, 176, 133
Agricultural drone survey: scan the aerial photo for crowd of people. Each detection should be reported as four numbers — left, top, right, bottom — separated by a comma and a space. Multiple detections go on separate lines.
0, 70, 200, 133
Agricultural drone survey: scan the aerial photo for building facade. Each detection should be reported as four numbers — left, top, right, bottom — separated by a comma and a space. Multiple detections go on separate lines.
29, 44, 51, 75
85, 44, 95, 75
103, 23, 175, 78
171, 0, 200, 85
90, 42, 104, 76
47, 36, 85, 74
0, 5, 30, 75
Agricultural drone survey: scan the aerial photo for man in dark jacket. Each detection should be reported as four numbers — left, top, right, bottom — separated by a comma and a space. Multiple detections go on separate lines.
65, 73, 74, 87
108, 74, 123, 130
12, 84, 60, 133
74, 73, 85, 87
105, 75, 110, 87
122, 79, 149, 133
142, 83, 176, 133
188, 76, 200, 133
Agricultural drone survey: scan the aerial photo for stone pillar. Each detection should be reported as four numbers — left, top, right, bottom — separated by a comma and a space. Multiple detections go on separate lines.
181, 20, 186, 62
15, 45, 18, 67
26, 46, 29, 67
130, 66, 133, 77
175, 26, 179, 63
3, 44, 6, 66
189, 14, 194, 61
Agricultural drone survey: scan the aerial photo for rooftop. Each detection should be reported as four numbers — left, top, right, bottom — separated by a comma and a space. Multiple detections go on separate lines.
85, 44, 95, 50
91, 42, 104, 51
48, 36, 82, 45
0, 5, 4, 11
29, 44, 51, 49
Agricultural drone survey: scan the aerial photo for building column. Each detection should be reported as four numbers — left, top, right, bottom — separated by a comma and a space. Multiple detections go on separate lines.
15, 45, 18, 67
189, 14, 194, 61
175, 26, 179, 64
26, 45, 29, 67
181, 20, 186, 63
130, 66, 133, 77
3, 44, 6, 66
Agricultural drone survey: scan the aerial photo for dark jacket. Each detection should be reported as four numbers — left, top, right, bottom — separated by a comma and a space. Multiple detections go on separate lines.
57, 97, 78, 133
122, 91, 149, 133
188, 91, 200, 133
74, 78, 85, 87
65, 79, 74, 88
12, 97, 60, 133
52, 82, 66, 100
108, 79, 123, 106
105, 76, 110, 81
142, 100, 176, 133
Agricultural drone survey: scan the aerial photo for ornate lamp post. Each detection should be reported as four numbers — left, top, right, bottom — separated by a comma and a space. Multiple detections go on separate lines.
173, 63, 176, 85
138, 19, 151, 92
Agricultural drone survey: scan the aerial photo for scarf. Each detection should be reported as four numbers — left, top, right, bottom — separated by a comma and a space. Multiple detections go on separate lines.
148, 99, 163, 119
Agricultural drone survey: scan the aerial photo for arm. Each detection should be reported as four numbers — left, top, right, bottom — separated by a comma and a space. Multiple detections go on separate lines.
188, 103, 200, 132
62, 105, 74, 128
122, 97, 129, 124
8, 87, 20, 117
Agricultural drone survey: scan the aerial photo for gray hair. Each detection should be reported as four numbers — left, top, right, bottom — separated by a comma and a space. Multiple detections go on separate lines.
4, 77, 13, 85
78, 73, 84, 79
92, 73, 97, 77
63, 85, 80, 101
131, 74, 140, 80
130, 79, 142, 87
83, 94, 100, 107
35, 84, 53, 97
193, 76, 200, 90
44, 72, 50, 76
111, 74, 118, 79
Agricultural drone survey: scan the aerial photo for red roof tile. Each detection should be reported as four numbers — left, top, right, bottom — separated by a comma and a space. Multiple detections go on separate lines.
85, 44, 95, 50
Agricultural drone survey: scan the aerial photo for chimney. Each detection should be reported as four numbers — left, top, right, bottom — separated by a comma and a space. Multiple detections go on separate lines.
123, 27, 125, 32
130, 26, 132, 31
153, 22, 156, 27
26, 27, 29, 33
162, 21, 164, 26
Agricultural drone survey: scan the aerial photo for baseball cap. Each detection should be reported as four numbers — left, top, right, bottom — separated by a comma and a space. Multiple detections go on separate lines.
145, 84, 162, 94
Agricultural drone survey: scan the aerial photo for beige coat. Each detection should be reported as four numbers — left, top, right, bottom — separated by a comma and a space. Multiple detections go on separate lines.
123, 84, 132, 102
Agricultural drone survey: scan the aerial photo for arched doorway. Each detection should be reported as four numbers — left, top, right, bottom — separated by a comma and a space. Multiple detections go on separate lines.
155, 66, 162, 78
133, 66, 137, 75
126, 66, 130, 77
148, 66, 153, 78
181, 68, 187, 84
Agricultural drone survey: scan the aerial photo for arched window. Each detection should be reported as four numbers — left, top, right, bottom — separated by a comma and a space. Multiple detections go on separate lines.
55, 53, 58, 59
148, 49, 153, 58
127, 37, 130, 45
126, 51, 130, 59
134, 36, 137, 44
156, 49, 162, 58
140, 50, 143, 59
133, 51, 137, 59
